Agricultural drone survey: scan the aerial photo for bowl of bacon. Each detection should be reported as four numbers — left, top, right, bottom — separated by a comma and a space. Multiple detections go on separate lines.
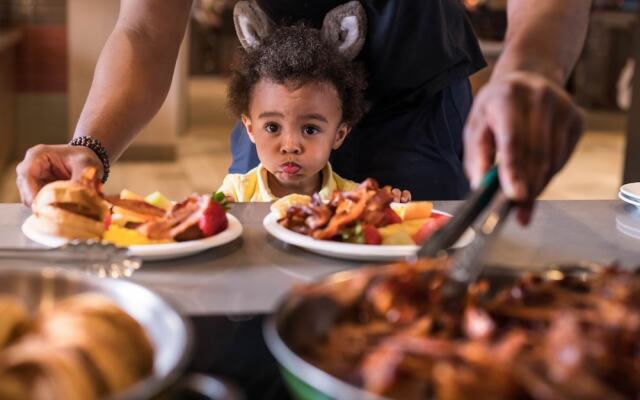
264, 259, 640, 399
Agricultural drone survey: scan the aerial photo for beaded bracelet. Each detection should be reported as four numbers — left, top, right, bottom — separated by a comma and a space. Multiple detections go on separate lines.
68, 136, 111, 183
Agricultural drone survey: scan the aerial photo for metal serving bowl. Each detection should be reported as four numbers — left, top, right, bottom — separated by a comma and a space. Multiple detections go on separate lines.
264, 262, 603, 400
0, 267, 191, 400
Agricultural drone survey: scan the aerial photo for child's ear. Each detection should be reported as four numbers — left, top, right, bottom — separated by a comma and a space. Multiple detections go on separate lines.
332, 123, 351, 150
241, 115, 256, 143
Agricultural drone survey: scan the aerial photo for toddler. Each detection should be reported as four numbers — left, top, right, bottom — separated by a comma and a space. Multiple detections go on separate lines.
219, 24, 410, 202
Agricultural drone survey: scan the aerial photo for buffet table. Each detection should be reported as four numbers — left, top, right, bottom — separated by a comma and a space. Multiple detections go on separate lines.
1, 200, 639, 398
1, 200, 640, 314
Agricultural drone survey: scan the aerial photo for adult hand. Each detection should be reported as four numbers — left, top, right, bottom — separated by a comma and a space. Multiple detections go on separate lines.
464, 71, 583, 225
16, 145, 104, 206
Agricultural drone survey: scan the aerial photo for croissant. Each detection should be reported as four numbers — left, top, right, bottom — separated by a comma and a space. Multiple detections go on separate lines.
0, 293, 154, 400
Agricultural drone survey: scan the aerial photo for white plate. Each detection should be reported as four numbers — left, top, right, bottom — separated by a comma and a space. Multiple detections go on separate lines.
619, 190, 640, 209
620, 182, 640, 201
22, 213, 243, 261
263, 210, 475, 261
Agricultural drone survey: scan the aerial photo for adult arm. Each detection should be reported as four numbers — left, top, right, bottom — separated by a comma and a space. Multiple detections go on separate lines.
16, 0, 193, 205
73, 0, 193, 159
464, 0, 591, 224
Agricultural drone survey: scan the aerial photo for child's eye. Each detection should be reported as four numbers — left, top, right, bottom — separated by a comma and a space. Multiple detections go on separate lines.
303, 126, 319, 136
264, 123, 279, 134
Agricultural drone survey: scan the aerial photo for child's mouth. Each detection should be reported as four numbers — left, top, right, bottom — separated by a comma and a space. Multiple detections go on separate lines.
281, 162, 301, 175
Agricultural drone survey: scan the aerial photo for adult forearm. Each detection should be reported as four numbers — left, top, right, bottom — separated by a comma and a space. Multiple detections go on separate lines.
493, 0, 591, 85
72, 27, 181, 161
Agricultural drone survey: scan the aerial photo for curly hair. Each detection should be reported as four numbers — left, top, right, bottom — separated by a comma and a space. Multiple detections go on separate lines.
227, 24, 367, 126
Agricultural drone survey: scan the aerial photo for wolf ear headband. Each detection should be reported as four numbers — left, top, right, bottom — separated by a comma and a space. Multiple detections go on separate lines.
233, 0, 367, 61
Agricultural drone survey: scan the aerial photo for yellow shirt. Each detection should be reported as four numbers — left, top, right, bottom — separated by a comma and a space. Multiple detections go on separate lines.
218, 163, 359, 202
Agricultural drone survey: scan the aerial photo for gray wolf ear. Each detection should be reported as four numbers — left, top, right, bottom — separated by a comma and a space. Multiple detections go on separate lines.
321, 1, 367, 61
233, 1, 275, 51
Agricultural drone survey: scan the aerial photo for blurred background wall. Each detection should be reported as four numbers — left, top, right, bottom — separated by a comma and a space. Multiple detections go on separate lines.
0, 0, 638, 201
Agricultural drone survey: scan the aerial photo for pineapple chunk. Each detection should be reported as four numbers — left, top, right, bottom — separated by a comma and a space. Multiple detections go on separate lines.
103, 225, 173, 246
378, 224, 415, 245
120, 189, 145, 201
145, 191, 172, 210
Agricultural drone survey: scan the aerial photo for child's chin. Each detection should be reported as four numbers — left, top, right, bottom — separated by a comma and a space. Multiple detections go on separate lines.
279, 173, 305, 183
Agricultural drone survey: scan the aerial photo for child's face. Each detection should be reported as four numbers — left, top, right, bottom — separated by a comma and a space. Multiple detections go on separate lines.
242, 79, 350, 196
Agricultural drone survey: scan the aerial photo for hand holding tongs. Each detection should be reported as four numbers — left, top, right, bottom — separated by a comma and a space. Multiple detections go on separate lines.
418, 166, 513, 299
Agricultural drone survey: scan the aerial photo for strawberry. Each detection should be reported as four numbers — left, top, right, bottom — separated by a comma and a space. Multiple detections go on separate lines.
383, 207, 402, 225
198, 192, 229, 237
362, 224, 382, 245
104, 213, 112, 230
412, 215, 450, 245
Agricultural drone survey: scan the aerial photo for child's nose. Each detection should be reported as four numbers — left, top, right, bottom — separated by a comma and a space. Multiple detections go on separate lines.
279, 133, 302, 155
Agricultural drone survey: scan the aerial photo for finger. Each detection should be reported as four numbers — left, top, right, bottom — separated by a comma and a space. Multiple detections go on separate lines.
516, 199, 535, 226
464, 105, 496, 189
486, 96, 529, 200
15, 164, 43, 207
527, 86, 555, 199
16, 145, 74, 206
391, 188, 401, 202
16, 176, 37, 207
401, 190, 411, 203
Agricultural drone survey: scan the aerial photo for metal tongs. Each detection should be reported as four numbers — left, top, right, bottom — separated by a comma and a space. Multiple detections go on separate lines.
0, 241, 142, 278
418, 166, 513, 300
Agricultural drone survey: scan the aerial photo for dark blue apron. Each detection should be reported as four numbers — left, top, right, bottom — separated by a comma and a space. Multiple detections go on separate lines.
228, 78, 472, 200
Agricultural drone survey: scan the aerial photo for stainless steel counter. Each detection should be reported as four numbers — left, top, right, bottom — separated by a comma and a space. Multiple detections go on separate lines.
1, 201, 639, 315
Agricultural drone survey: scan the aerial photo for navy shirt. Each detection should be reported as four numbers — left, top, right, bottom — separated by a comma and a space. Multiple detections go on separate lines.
256, 0, 485, 108
231, 0, 487, 200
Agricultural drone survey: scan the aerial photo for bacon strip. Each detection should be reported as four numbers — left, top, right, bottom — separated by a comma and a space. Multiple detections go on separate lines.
279, 178, 395, 241
137, 195, 204, 240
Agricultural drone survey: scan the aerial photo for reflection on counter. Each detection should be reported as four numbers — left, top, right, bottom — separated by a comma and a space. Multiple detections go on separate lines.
616, 203, 640, 240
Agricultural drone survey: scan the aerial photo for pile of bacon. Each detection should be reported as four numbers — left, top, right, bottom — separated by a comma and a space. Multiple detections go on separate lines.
296, 260, 640, 400
278, 179, 398, 240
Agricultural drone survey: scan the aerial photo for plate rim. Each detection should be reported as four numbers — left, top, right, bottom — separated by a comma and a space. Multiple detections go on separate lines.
620, 182, 640, 201
21, 213, 243, 261
619, 191, 640, 208
262, 208, 474, 261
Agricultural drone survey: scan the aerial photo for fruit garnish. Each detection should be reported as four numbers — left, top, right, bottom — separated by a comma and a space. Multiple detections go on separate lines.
198, 191, 229, 237
145, 191, 172, 210
104, 225, 173, 246
383, 207, 402, 225
120, 189, 145, 201
340, 223, 364, 244
104, 213, 112, 230
362, 224, 382, 245
412, 216, 450, 245
211, 191, 230, 210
